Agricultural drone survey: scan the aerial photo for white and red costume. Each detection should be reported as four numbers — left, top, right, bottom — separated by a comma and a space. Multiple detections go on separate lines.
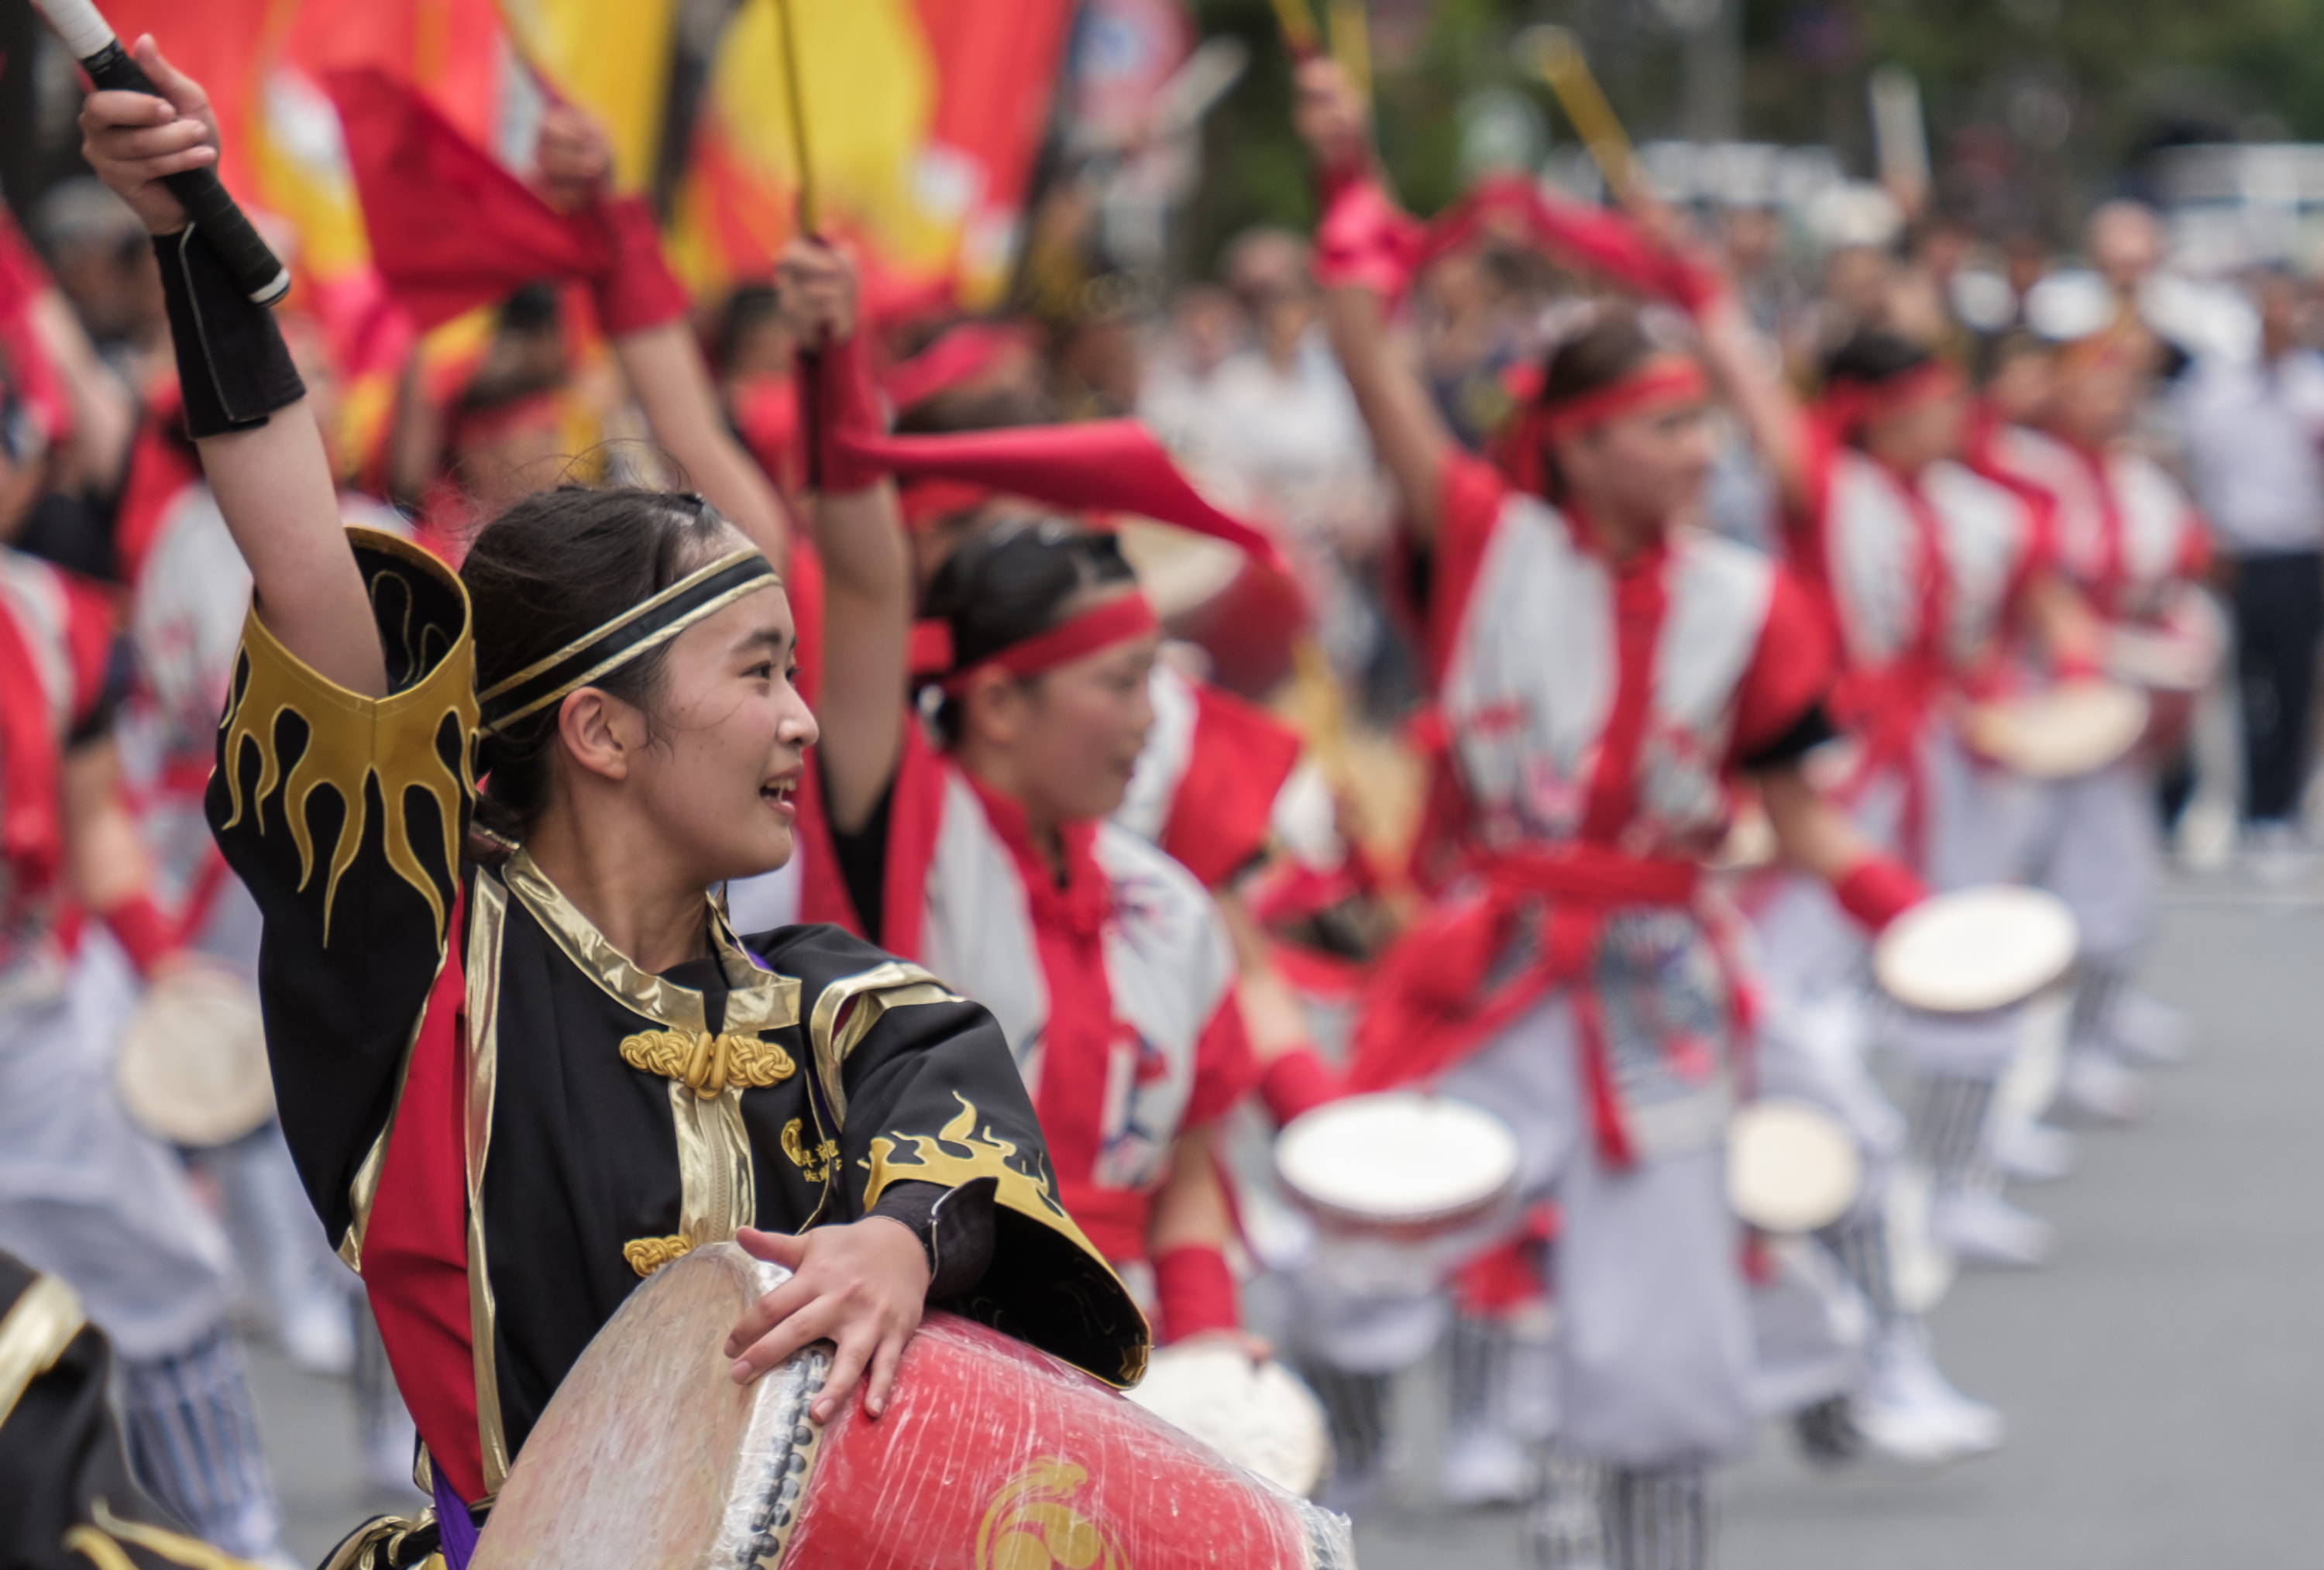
796, 641, 1259, 1340
1329, 444, 1834, 1462
1975, 424, 2209, 965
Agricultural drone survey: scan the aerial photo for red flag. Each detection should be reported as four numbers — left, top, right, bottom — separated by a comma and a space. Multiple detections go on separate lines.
323, 67, 602, 331
834, 421, 1287, 569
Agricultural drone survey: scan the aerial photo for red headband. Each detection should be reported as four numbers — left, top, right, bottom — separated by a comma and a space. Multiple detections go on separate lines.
1538, 357, 1709, 441
1820, 360, 1962, 436
898, 478, 995, 531
936, 593, 1160, 695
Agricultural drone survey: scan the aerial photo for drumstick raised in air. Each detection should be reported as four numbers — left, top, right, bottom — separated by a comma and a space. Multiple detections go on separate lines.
1518, 25, 1645, 214
1326, 0, 1370, 102
1266, 0, 1322, 60
29, 0, 290, 303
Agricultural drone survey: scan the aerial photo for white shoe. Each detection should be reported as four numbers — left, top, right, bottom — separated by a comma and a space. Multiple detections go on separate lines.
2108, 990, 2192, 1067
1851, 1324, 2004, 1464
2243, 820, 2311, 888
1439, 1426, 1536, 1508
277, 1293, 356, 1377
1928, 1189, 2056, 1269
2054, 1050, 2151, 1126
1991, 1118, 2078, 1184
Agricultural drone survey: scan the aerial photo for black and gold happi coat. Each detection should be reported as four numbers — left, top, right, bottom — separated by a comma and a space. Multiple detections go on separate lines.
205, 529, 1146, 1508
0, 1253, 260, 1569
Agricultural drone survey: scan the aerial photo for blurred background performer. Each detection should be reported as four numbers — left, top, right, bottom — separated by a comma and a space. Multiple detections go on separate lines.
780, 237, 1266, 1355
1975, 278, 2211, 1124
0, 1249, 274, 1570
1289, 59, 1938, 1568
0, 352, 290, 1559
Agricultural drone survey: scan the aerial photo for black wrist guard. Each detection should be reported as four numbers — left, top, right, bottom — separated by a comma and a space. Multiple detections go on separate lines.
153, 226, 304, 439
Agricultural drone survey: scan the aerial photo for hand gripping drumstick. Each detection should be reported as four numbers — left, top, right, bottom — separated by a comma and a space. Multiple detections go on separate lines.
31, 0, 290, 304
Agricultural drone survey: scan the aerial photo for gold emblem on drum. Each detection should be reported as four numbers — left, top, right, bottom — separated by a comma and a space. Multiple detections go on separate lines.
619, 1028, 795, 1098
621, 1235, 694, 1277
782, 1118, 837, 1182
975, 1458, 1125, 1570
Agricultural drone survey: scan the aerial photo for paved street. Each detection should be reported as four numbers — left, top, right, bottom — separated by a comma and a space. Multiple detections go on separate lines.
245, 874, 2324, 1568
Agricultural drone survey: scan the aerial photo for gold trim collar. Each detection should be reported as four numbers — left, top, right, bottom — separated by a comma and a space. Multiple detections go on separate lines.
497, 849, 801, 1033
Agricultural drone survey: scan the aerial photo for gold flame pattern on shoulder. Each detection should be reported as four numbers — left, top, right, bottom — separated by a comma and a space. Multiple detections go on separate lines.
865, 1094, 1073, 1224
215, 537, 476, 944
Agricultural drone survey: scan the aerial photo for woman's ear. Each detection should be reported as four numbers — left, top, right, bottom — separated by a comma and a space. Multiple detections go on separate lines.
959, 671, 1024, 747
556, 687, 642, 784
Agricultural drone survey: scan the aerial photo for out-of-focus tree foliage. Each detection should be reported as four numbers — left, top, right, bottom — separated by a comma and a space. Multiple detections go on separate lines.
1178, 0, 2324, 277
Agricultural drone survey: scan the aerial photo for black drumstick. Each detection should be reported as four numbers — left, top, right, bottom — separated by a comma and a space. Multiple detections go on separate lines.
31, 0, 290, 304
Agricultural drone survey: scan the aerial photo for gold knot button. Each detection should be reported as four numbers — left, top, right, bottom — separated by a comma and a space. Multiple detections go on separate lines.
622, 1235, 694, 1277
620, 1027, 794, 1098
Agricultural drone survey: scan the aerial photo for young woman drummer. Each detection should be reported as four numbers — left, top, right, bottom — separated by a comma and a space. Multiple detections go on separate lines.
772, 242, 1266, 1355
1972, 289, 2211, 1121
1291, 60, 1932, 1565
78, 40, 1144, 1567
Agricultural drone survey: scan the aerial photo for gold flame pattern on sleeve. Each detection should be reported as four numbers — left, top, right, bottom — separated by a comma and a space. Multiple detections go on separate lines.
215, 531, 478, 944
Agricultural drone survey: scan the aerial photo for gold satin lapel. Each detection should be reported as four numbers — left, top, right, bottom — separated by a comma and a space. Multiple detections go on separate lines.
0, 1273, 84, 1430
805, 960, 952, 1125
500, 850, 798, 1032
462, 871, 512, 1494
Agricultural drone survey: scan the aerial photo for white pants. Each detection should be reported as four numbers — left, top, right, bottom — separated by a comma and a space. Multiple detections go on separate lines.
1301, 993, 1757, 1466
2007, 758, 2161, 966
0, 940, 232, 1360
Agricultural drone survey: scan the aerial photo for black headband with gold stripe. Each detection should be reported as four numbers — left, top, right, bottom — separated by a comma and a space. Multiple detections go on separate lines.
479, 550, 781, 735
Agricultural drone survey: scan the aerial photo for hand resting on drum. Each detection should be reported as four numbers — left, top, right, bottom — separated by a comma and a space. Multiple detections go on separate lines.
723, 1221, 931, 1422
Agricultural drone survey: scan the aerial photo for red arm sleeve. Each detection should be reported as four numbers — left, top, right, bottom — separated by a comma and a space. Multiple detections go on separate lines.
1181, 993, 1260, 1132
1728, 567, 1838, 768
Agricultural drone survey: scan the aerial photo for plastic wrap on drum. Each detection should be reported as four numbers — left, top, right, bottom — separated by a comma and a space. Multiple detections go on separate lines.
473, 1243, 1356, 1569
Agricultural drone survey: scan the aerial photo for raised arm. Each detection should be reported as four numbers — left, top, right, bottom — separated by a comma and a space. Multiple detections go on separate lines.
1693, 287, 1815, 519
778, 239, 912, 834
1294, 59, 1457, 542
531, 105, 796, 569
78, 37, 383, 696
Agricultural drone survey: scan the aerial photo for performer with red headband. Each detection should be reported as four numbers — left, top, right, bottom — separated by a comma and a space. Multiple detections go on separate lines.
1689, 308, 2108, 1462
79, 43, 1143, 1570
1972, 283, 2213, 1122
1292, 60, 1934, 1564
769, 239, 1266, 1359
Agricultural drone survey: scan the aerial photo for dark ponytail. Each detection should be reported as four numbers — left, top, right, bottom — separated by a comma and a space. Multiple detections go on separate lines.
920, 514, 1137, 744
459, 486, 737, 845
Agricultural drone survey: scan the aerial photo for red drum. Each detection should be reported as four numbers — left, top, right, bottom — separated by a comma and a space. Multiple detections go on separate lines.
469, 1242, 1353, 1570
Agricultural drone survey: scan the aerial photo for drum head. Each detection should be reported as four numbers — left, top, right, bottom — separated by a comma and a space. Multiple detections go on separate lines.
1126, 1346, 1333, 1499
1874, 885, 2078, 1015
114, 963, 274, 1148
1728, 1099, 1862, 1234
1275, 1094, 1520, 1225
1965, 682, 2149, 779
472, 1244, 827, 1570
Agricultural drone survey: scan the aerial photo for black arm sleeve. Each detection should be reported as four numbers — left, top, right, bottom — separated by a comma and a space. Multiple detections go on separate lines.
1737, 699, 1839, 775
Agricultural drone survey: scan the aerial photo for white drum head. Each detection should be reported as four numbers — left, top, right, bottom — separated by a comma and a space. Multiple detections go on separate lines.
473, 1244, 824, 1569
1274, 1094, 1519, 1225
1964, 682, 2148, 779
1874, 885, 2078, 1015
115, 962, 275, 1148
1728, 1099, 1862, 1233
1126, 1346, 1332, 1499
